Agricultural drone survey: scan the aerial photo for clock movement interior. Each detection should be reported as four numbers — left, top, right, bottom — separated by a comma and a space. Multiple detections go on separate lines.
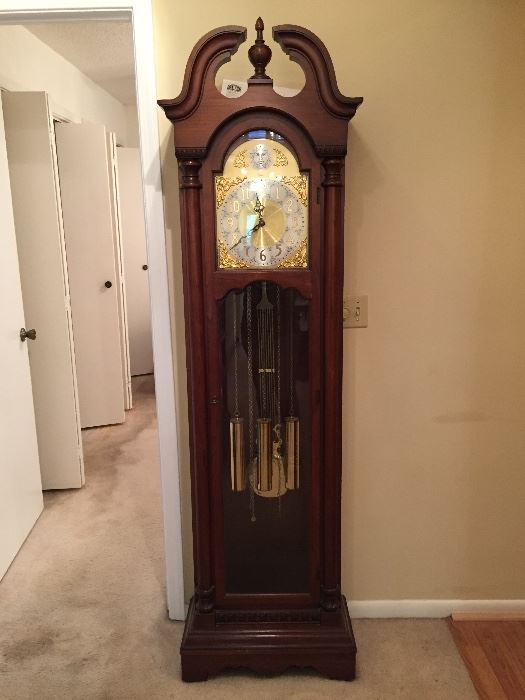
221, 281, 310, 593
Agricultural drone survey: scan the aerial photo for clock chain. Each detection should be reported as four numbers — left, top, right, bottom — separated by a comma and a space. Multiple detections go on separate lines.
256, 282, 273, 492
275, 285, 284, 515
285, 291, 300, 490
229, 291, 246, 493
246, 285, 256, 522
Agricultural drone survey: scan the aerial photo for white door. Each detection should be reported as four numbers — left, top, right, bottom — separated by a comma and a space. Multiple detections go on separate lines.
116, 148, 154, 376
2, 91, 84, 490
55, 122, 125, 428
107, 132, 132, 409
0, 95, 43, 579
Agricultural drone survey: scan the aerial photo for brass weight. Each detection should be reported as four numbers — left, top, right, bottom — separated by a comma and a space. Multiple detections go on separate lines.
230, 416, 246, 491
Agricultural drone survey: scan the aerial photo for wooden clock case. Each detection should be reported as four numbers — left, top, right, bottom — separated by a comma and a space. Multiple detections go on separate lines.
159, 20, 362, 682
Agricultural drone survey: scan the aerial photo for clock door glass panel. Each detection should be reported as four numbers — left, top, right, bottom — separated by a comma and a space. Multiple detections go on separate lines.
216, 131, 309, 270
221, 282, 310, 594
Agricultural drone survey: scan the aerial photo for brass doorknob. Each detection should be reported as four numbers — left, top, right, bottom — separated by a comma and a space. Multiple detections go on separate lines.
20, 328, 37, 342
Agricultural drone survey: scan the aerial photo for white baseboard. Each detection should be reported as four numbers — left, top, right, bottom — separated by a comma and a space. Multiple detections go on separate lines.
349, 599, 525, 619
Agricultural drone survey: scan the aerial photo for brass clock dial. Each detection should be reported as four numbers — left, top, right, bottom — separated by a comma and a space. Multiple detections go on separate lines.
216, 135, 308, 269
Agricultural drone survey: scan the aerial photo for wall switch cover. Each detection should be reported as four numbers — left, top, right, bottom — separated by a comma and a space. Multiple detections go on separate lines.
343, 295, 368, 328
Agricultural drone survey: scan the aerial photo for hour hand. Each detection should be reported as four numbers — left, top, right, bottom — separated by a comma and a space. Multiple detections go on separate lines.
253, 194, 265, 216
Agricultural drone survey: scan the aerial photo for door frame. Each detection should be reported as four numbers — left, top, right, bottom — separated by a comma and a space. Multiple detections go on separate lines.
0, 0, 185, 621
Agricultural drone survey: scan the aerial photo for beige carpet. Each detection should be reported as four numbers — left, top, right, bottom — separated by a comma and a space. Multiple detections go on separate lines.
0, 376, 477, 699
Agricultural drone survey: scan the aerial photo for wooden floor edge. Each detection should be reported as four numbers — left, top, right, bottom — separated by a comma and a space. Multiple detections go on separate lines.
446, 617, 508, 700
451, 612, 525, 621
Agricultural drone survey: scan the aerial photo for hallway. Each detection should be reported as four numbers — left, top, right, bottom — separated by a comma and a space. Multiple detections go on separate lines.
0, 376, 183, 698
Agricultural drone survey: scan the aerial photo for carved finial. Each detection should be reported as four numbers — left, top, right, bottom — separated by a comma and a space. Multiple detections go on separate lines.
248, 17, 272, 82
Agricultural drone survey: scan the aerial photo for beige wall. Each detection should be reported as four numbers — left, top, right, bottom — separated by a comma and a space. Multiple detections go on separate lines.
152, 0, 525, 602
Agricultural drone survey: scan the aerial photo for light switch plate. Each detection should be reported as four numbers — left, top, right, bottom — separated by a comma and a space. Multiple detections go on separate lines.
343, 295, 368, 328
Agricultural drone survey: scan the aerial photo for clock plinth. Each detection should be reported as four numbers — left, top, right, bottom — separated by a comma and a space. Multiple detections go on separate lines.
181, 597, 357, 682
159, 19, 362, 683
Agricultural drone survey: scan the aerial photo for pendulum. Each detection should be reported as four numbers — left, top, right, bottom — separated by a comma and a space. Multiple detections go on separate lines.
249, 282, 287, 499
256, 417, 272, 491
255, 282, 274, 493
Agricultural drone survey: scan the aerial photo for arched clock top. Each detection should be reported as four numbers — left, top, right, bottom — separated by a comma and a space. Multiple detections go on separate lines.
158, 20, 363, 158
272, 25, 363, 121
157, 25, 247, 122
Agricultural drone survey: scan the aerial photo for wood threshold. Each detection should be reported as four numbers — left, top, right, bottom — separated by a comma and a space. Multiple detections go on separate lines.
448, 616, 525, 700
452, 612, 525, 622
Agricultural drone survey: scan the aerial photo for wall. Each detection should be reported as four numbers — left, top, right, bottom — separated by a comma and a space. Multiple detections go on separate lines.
152, 0, 525, 603
0, 25, 126, 142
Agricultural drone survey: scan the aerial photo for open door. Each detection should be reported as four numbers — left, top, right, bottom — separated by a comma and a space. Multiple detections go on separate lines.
0, 95, 43, 578
55, 122, 125, 428
107, 132, 132, 410
2, 91, 84, 490
116, 147, 154, 376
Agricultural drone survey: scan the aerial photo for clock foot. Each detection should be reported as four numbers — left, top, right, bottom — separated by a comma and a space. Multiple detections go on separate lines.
180, 596, 357, 682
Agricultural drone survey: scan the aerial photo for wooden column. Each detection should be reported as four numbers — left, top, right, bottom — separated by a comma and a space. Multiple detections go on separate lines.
320, 156, 345, 612
178, 157, 214, 613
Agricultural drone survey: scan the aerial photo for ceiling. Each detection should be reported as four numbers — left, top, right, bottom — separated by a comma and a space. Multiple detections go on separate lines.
25, 21, 136, 105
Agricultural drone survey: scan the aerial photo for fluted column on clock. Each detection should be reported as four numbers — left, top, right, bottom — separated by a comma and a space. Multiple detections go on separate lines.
320, 155, 345, 612
178, 156, 214, 613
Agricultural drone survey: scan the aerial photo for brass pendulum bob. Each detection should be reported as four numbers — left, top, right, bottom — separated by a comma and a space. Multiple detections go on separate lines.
256, 417, 272, 491
230, 415, 246, 492
249, 282, 287, 499
284, 416, 300, 490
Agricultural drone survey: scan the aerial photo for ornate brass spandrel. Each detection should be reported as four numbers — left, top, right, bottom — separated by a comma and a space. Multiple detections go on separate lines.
217, 240, 250, 269
215, 175, 246, 209
278, 239, 308, 269
282, 175, 308, 208
233, 149, 248, 169
273, 148, 289, 167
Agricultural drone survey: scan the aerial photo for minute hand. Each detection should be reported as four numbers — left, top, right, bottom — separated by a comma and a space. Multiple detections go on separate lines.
230, 217, 265, 250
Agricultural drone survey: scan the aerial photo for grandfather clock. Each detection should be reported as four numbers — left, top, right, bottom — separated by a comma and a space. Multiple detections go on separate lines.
159, 19, 362, 682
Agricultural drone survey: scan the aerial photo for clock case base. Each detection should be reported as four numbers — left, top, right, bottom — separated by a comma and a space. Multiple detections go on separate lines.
180, 596, 357, 682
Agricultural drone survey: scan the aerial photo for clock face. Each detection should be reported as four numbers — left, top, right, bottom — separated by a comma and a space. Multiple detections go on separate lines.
216, 134, 309, 269
218, 178, 306, 268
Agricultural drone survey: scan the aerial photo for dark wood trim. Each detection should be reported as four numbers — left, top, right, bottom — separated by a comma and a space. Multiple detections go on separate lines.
320, 157, 345, 611
177, 158, 215, 614
158, 25, 247, 121
272, 24, 363, 120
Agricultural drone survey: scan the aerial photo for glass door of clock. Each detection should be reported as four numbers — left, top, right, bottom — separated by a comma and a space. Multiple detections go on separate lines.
220, 282, 310, 594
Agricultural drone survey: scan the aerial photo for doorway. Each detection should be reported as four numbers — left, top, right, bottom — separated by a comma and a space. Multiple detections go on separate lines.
0, 1, 184, 621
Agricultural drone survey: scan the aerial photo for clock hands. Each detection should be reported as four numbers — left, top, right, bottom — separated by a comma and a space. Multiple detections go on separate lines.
230, 217, 266, 250
230, 194, 266, 250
